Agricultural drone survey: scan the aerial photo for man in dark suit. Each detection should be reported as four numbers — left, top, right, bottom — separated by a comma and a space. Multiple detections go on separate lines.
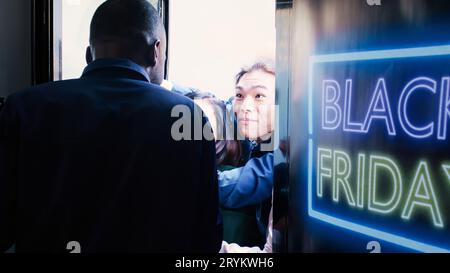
0, 0, 221, 253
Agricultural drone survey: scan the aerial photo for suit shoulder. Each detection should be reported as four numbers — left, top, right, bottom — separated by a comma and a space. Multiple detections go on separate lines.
12, 79, 81, 99
145, 84, 196, 109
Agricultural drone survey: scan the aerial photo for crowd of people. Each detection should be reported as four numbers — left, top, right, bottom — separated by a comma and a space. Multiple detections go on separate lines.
0, 0, 277, 253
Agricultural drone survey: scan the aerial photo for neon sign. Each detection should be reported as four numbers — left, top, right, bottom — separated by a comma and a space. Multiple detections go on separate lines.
316, 148, 445, 227
308, 45, 450, 253
322, 77, 450, 139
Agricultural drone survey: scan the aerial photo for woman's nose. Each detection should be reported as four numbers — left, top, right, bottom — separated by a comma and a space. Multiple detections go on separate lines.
241, 98, 255, 113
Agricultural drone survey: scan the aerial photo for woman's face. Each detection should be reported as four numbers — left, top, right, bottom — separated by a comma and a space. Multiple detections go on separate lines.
234, 70, 276, 141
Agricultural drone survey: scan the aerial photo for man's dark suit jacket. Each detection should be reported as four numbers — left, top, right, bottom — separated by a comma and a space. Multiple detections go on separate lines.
0, 59, 222, 253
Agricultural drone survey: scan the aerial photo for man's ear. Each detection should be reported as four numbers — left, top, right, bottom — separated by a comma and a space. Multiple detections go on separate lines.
148, 40, 161, 67
86, 46, 93, 64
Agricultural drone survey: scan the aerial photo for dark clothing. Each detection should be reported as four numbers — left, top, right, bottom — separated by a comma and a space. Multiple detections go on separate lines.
0, 59, 222, 253
218, 138, 274, 248
218, 165, 265, 248
219, 153, 273, 209
221, 207, 264, 247
248, 141, 274, 236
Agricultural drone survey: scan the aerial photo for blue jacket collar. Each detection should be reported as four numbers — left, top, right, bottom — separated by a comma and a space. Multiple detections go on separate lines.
82, 58, 151, 82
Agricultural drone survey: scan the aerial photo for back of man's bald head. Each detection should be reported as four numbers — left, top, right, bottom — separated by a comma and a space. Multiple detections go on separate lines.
90, 0, 163, 48
88, 0, 166, 83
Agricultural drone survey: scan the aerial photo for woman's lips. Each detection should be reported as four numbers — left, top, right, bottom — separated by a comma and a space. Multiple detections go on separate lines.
239, 118, 257, 126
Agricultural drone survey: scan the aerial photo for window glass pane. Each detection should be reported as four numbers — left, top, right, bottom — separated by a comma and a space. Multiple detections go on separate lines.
168, 0, 276, 100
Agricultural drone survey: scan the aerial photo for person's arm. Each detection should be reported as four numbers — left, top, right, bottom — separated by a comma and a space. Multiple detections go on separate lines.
218, 153, 274, 209
0, 95, 19, 252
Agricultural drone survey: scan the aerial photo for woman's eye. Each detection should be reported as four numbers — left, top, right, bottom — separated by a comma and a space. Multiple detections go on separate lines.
255, 94, 266, 99
235, 94, 243, 99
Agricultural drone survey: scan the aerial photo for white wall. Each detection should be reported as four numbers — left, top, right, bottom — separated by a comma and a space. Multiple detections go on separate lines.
62, 0, 106, 79
168, 0, 276, 100
0, 0, 32, 98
